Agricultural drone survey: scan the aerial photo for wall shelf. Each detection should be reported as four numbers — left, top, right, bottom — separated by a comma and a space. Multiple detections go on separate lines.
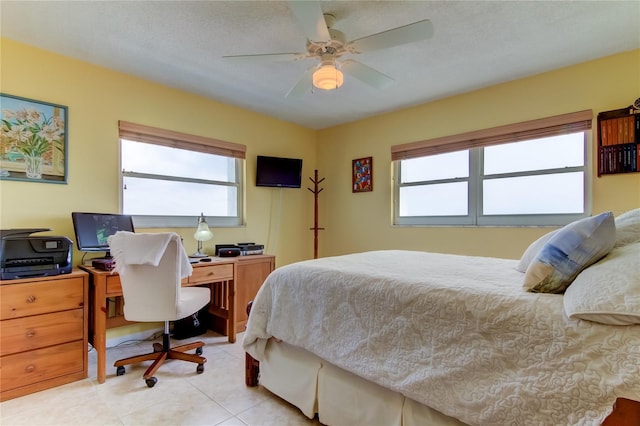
597, 105, 640, 176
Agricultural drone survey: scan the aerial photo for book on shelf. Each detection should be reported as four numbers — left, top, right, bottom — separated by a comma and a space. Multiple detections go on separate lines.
600, 115, 638, 146
599, 143, 637, 174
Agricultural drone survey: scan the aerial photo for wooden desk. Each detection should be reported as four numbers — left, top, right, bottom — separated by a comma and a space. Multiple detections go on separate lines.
80, 254, 274, 384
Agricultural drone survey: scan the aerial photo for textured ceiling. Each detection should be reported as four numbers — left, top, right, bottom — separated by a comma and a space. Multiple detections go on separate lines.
1, 1, 639, 130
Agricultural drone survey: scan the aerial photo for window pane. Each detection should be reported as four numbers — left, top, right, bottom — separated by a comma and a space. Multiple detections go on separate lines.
399, 182, 468, 216
484, 133, 584, 175
401, 151, 469, 183
122, 139, 235, 182
483, 172, 584, 215
123, 177, 237, 216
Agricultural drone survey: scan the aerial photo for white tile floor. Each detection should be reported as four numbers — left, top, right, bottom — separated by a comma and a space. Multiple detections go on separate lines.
0, 331, 322, 426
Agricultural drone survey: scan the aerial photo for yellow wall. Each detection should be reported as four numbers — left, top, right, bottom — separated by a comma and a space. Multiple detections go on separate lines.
0, 38, 317, 268
2, 40, 639, 263
2, 39, 639, 337
317, 49, 640, 259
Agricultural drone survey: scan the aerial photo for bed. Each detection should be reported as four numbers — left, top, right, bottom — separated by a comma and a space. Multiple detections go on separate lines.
243, 210, 640, 426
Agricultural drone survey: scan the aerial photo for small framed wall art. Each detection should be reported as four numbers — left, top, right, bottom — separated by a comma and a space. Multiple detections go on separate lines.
352, 156, 372, 193
0, 93, 68, 184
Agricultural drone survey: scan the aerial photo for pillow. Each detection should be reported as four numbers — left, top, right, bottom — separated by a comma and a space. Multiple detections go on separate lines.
564, 243, 640, 325
523, 212, 615, 293
614, 208, 640, 248
516, 229, 558, 273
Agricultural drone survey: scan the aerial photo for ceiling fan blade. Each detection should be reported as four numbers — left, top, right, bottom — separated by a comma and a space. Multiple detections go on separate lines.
341, 60, 395, 89
288, 1, 331, 42
222, 53, 302, 63
349, 19, 434, 53
285, 67, 316, 98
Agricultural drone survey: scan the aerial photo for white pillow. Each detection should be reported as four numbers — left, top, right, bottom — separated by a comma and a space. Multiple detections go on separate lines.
516, 229, 558, 273
615, 208, 640, 248
564, 243, 640, 325
523, 212, 616, 293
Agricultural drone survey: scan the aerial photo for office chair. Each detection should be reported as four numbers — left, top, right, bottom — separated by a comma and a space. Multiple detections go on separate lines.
107, 231, 210, 388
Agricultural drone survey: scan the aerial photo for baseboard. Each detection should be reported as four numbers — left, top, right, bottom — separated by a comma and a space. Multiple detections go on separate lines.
105, 327, 163, 349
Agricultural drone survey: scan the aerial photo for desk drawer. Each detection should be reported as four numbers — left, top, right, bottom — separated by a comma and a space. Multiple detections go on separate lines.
189, 264, 233, 284
0, 278, 85, 320
0, 309, 84, 356
0, 340, 84, 391
105, 275, 122, 295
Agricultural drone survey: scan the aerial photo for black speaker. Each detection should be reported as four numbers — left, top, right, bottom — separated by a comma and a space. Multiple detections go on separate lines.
219, 247, 241, 257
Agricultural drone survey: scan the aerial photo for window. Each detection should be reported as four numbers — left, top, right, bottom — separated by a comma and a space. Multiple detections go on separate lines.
392, 110, 592, 226
118, 121, 246, 228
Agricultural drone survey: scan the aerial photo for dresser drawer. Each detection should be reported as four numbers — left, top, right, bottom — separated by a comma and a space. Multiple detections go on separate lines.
0, 277, 85, 320
0, 309, 84, 356
189, 263, 233, 284
0, 340, 84, 391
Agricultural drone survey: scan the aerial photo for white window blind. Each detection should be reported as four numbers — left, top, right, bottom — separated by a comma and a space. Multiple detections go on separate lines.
118, 121, 246, 159
391, 110, 592, 160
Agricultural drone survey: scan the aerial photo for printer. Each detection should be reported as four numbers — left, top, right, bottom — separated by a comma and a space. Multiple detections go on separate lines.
0, 228, 73, 280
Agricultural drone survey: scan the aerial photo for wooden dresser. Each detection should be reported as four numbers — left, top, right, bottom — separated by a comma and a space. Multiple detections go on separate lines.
0, 270, 88, 401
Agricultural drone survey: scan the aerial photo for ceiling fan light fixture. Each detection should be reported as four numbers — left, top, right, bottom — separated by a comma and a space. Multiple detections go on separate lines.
312, 64, 344, 90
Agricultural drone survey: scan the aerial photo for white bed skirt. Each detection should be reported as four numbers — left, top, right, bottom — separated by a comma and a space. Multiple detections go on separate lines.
259, 339, 467, 426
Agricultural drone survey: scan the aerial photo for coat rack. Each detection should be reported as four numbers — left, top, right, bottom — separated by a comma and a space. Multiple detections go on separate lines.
307, 169, 325, 259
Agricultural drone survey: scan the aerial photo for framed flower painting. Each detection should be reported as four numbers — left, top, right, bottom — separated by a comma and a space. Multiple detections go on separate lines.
352, 156, 372, 193
0, 93, 68, 184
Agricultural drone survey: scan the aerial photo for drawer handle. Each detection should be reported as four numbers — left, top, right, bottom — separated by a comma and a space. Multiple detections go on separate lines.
26, 329, 36, 338
25, 365, 36, 373
26, 295, 36, 303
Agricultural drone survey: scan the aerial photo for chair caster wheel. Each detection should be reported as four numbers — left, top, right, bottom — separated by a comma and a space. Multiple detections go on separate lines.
116, 366, 125, 376
196, 347, 203, 355
145, 377, 158, 388
196, 363, 205, 374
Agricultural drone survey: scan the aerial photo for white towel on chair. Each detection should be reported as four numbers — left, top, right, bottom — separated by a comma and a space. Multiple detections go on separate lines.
108, 231, 192, 279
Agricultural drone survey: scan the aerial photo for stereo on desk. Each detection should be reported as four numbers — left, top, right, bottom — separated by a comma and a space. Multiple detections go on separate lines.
215, 243, 264, 257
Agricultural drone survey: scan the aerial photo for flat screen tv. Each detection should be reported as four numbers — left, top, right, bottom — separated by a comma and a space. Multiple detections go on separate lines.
71, 212, 135, 257
256, 155, 303, 188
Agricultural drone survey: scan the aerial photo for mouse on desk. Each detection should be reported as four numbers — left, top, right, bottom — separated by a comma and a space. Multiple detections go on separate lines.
199, 257, 212, 262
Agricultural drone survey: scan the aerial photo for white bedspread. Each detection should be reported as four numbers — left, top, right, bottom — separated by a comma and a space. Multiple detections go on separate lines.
243, 250, 640, 426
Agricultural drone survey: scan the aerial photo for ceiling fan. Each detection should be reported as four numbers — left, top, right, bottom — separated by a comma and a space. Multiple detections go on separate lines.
222, 1, 434, 98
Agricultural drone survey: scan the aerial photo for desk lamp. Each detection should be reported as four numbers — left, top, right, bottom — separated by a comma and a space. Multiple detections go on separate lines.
192, 213, 213, 257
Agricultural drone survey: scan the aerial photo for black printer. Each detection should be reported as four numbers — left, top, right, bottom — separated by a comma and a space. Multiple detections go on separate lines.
0, 228, 73, 280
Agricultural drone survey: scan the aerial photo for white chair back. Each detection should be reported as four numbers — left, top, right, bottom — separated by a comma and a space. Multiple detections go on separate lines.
108, 232, 202, 322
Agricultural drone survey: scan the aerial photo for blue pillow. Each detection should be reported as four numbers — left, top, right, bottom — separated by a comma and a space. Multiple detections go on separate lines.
523, 212, 616, 293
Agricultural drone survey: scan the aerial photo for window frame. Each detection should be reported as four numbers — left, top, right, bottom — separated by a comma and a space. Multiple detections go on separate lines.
118, 121, 246, 228
392, 111, 593, 227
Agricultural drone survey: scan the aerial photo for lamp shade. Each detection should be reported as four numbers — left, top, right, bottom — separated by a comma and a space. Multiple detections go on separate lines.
193, 213, 213, 242
313, 65, 344, 90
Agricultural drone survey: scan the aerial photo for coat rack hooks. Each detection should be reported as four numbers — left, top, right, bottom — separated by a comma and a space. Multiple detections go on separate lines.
307, 169, 325, 259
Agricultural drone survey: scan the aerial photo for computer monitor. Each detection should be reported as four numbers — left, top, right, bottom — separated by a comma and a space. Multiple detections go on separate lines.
71, 212, 135, 258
